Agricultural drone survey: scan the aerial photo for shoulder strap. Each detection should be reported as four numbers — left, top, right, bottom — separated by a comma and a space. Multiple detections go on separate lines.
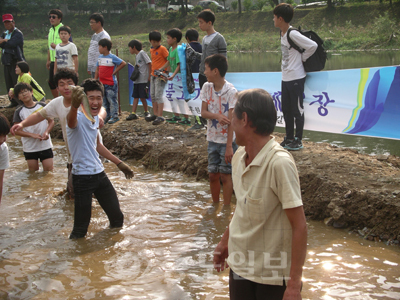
287, 28, 305, 54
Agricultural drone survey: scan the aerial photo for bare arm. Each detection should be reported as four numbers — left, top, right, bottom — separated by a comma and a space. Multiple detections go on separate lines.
283, 206, 307, 300
168, 63, 180, 80
201, 101, 231, 125
147, 62, 151, 82
96, 136, 121, 165
112, 61, 127, 76
73, 55, 79, 74
40, 118, 55, 141
160, 61, 170, 71
10, 112, 45, 135
225, 108, 234, 164
0, 170, 4, 205
94, 66, 99, 80
213, 226, 230, 272
14, 128, 42, 139
46, 50, 51, 70
53, 58, 58, 75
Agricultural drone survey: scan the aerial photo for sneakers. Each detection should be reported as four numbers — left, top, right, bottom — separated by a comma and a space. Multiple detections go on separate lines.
166, 116, 181, 123
280, 137, 294, 149
145, 114, 157, 122
178, 118, 191, 126
189, 123, 205, 130
286, 137, 303, 151
104, 116, 111, 124
144, 111, 151, 118
152, 116, 165, 125
108, 117, 120, 124
126, 113, 138, 120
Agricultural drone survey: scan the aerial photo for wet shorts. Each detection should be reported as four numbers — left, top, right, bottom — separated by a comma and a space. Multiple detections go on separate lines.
24, 148, 53, 162
207, 141, 238, 174
132, 83, 147, 99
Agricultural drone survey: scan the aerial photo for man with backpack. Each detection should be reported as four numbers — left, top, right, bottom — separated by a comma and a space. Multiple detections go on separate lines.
274, 3, 317, 151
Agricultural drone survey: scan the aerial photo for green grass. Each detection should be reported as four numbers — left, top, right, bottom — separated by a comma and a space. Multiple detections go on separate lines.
21, 1, 400, 55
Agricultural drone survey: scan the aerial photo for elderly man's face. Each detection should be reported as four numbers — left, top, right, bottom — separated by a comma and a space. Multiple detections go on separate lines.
3, 20, 14, 32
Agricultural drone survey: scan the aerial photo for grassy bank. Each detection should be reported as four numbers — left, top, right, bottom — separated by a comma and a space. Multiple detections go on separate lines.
20, 2, 400, 56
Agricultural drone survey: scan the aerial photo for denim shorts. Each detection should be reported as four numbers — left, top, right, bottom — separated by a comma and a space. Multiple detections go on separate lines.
207, 141, 238, 174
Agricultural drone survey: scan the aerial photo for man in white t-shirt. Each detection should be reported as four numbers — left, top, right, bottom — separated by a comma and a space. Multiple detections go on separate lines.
0, 113, 10, 205
87, 13, 110, 78
274, 3, 317, 151
10, 68, 106, 197
213, 89, 307, 300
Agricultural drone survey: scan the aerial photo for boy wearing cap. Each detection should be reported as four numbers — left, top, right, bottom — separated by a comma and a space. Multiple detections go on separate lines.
0, 13, 24, 108
9, 61, 46, 103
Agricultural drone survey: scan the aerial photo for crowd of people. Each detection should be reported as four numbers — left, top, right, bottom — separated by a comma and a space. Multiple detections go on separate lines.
0, 4, 316, 299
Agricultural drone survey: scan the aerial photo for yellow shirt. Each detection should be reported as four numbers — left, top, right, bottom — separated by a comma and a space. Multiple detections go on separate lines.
227, 137, 303, 285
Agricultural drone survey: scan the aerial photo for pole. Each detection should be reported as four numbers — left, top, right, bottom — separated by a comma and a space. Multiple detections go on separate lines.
116, 48, 121, 116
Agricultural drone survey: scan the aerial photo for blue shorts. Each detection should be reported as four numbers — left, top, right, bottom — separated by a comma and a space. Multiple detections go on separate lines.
207, 141, 238, 174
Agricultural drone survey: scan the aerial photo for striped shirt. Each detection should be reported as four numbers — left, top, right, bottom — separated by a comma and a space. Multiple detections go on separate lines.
87, 30, 110, 73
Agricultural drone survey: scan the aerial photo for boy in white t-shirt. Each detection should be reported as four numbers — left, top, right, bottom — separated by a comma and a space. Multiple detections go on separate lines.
274, 3, 317, 151
0, 113, 10, 205
54, 26, 79, 75
13, 82, 54, 172
200, 54, 238, 205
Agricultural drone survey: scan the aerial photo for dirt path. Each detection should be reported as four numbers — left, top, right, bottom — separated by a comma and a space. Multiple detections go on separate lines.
2, 103, 400, 246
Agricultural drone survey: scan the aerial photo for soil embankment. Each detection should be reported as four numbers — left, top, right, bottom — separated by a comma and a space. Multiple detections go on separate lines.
2, 104, 400, 246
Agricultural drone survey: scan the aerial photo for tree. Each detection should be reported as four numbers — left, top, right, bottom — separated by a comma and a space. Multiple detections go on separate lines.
238, 0, 242, 14
256, 0, 268, 11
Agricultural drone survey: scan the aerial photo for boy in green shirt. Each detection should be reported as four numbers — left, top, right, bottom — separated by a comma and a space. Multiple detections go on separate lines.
159, 28, 190, 126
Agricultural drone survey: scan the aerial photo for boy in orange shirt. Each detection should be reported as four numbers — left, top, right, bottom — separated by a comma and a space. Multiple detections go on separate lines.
145, 30, 169, 125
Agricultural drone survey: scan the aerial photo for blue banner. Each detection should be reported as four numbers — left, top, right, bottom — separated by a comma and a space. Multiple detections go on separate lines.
128, 64, 400, 140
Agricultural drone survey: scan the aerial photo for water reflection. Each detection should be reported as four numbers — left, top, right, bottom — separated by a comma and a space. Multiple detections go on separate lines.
0, 137, 399, 299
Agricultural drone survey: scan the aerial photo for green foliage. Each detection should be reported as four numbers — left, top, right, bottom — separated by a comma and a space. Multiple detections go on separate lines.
193, 5, 203, 13
209, 2, 218, 12
372, 12, 396, 42
267, 0, 275, 7
243, 0, 253, 11
231, 1, 238, 11
256, 0, 268, 10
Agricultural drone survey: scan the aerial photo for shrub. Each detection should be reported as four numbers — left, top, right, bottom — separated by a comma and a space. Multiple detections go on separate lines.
209, 2, 218, 12
193, 5, 202, 13
243, 0, 253, 11
256, 0, 268, 10
231, 0, 238, 11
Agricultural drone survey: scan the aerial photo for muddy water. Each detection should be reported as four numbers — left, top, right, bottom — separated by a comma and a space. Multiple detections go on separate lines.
0, 137, 399, 300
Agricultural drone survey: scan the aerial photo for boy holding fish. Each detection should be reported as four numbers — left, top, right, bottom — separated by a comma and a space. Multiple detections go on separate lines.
66, 78, 134, 239
9, 68, 107, 198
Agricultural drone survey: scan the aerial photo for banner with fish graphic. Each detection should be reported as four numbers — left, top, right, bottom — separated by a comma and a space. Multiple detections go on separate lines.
128, 64, 400, 140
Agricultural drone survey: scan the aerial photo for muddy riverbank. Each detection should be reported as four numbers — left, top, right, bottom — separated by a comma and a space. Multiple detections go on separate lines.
2, 104, 400, 246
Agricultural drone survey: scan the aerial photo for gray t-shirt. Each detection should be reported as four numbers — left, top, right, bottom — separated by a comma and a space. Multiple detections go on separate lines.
134, 50, 151, 84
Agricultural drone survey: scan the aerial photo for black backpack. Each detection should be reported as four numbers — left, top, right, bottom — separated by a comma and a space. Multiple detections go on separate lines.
287, 27, 327, 72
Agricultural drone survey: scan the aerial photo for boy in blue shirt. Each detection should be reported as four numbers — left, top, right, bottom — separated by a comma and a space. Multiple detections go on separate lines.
66, 78, 133, 239
95, 38, 126, 124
